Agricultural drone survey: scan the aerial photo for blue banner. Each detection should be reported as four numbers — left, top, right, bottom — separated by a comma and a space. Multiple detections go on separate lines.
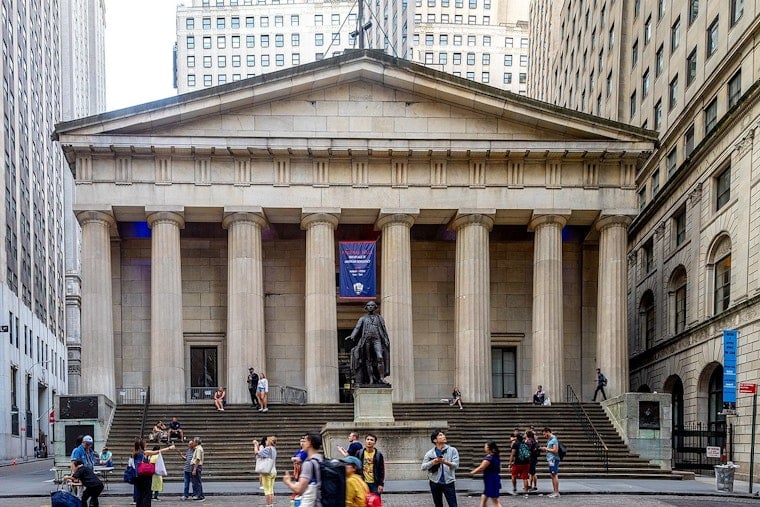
723, 329, 738, 408
339, 241, 376, 299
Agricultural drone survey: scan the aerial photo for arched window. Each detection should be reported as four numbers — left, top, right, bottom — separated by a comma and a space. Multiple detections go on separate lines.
714, 255, 731, 314
639, 291, 655, 349
669, 266, 687, 334
708, 366, 725, 434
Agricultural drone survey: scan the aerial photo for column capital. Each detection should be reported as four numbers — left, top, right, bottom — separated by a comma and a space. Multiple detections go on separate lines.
528, 211, 571, 231
450, 210, 495, 231
146, 211, 185, 229
376, 210, 417, 230
595, 214, 632, 232
75, 209, 116, 228
301, 209, 340, 230
222, 211, 268, 230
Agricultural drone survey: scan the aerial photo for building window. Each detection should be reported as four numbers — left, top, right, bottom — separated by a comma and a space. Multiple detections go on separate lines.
643, 239, 654, 274
315, 14, 323, 25
669, 75, 678, 110
216, 17, 225, 29
246, 35, 255, 48
246, 16, 254, 28
332, 33, 340, 44
505, 36, 513, 48
504, 54, 512, 66
291, 14, 299, 26
425, 34, 434, 46
716, 166, 731, 210
606, 71, 612, 96
203, 36, 211, 49
292, 53, 300, 65
671, 17, 680, 51
482, 53, 490, 65
640, 290, 655, 350
482, 71, 489, 83
707, 17, 719, 57
492, 347, 517, 398
218, 55, 227, 67
231, 16, 240, 28
686, 48, 697, 86
684, 124, 695, 157
466, 71, 475, 80
232, 55, 240, 67
503, 72, 512, 84
218, 74, 227, 85
454, 15, 462, 23
483, 35, 491, 46
658, 0, 666, 20
188, 74, 196, 87
608, 24, 615, 49
644, 15, 652, 45
642, 69, 650, 97
714, 254, 731, 314
466, 53, 475, 65
638, 187, 646, 210
437, 52, 446, 65
275, 34, 284, 47
217, 36, 226, 48
203, 17, 211, 29
520, 55, 528, 67
654, 100, 663, 130
630, 91, 637, 118
672, 268, 687, 334
453, 53, 461, 65
247, 55, 255, 66
186, 18, 195, 30
203, 56, 212, 68
689, 0, 699, 25
232, 35, 240, 48
425, 52, 434, 64
631, 39, 639, 67
454, 35, 462, 46
275, 15, 283, 27
187, 36, 195, 49
440, 34, 448, 45
728, 69, 741, 108
704, 97, 718, 133
261, 35, 269, 47
276, 54, 284, 66
667, 148, 678, 177
315, 33, 323, 46
655, 45, 664, 76
731, 0, 744, 26
519, 73, 526, 84
674, 209, 686, 247
260, 16, 269, 27
634, 0, 641, 17
204, 74, 212, 86
262, 55, 270, 66
187, 55, 195, 67
651, 168, 660, 196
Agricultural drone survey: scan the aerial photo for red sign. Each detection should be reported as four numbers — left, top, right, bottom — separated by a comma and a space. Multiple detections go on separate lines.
739, 382, 757, 394
49, 410, 55, 423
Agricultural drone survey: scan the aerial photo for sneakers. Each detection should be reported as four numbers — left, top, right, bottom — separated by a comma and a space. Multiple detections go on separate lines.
258, 408, 263, 412
530, 487, 538, 491
193, 497, 206, 502
180, 496, 188, 501
548, 492, 561, 498
262, 408, 269, 412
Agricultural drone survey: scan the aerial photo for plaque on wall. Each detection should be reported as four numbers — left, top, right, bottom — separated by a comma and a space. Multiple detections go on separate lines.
59, 396, 99, 420
639, 401, 660, 429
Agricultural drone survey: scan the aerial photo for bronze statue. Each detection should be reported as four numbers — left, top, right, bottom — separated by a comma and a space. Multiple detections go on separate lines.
346, 301, 391, 385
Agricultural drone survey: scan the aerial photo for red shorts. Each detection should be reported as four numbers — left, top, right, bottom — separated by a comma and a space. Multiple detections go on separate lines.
510, 463, 530, 480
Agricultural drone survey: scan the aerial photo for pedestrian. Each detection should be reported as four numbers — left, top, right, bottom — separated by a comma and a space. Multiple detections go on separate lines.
190, 436, 206, 502
355, 433, 385, 495
525, 429, 540, 492
70, 434, 97, 472
288, 435, 308, 505
539, 427, 561, 498
422, 429, 460, 507
149, 446, 164, 501
532, 385, 547, 405
470, 440, 502, 507
132, 439, 175, 507
337, 431, 363, 457
283, 431, 324, 507
254, 436, 278, 507
176, 439, 197, 500
257, 373, 269, 412
508, 432, 531, 496
341, 455, 369, 507
247, 367, 261, 409
593, 368, 608, 401
64, 458, 104, 507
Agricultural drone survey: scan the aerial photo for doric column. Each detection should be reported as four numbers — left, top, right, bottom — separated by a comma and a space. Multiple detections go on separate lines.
529, 212, 570, 400
223, 210, 268, 404
301, 209, 340, 404
452, 211, 494, 402
76, 210, 116, 399
376, 210, 418, 402
596, 215, 631, 398
147, 210, 185, 404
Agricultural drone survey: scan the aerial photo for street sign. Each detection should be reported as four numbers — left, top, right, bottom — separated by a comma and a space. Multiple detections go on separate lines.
706, 446, 721, 458
739, 382, 757, 394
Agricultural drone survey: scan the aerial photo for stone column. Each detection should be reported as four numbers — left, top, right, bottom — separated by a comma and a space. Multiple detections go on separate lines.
223, 210, 268, 404
596, 215, 631, 397
76, 210, 116, 399
376, 210, 417, 402
147, 210, 185, 404
529, 213, 569, 400
452, 211, 494, 403
302, 209, 340, 404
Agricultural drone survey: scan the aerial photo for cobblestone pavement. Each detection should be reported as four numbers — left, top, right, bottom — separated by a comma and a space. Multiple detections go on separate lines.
18, 493, 760, 507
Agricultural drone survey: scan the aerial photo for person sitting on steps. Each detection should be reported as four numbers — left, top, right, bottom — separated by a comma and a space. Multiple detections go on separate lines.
533, 385, 547, 405
213, 386, 226, 411
450, 387, 463, 409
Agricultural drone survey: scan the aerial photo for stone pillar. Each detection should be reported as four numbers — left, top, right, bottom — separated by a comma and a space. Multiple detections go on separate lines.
302, 210, 340, 404
596, 215, 631, 397
452, 211, 494, 403
529, 213, 569, 400
147, 210, 185, 404
223, 210, 268, 404
376, 210, 417, 402
76, 210, 116, 399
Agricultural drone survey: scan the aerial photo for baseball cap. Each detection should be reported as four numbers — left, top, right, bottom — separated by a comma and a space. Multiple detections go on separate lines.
340, 456, 362, 470
83, 435, 93, 444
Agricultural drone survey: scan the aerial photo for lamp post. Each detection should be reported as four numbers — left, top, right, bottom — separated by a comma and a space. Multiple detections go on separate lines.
23, 361, 51, 460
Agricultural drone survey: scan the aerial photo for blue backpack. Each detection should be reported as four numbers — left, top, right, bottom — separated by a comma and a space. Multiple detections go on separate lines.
123, 462, 138, 484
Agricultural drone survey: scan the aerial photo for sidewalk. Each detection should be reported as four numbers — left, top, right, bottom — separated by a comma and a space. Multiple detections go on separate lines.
2, 458, 758, 499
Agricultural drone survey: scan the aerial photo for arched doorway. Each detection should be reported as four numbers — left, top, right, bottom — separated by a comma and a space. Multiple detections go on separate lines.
707, 365, 726, 441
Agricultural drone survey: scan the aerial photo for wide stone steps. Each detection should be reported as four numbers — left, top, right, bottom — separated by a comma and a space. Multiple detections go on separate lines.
105, 402, 677, 481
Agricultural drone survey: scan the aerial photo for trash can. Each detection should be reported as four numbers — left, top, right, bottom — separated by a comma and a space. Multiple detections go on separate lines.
715, 463, 738, 492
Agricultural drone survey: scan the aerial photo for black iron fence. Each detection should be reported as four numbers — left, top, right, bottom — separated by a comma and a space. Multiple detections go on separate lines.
566, 384, 609, 471
673, 421, 731, 474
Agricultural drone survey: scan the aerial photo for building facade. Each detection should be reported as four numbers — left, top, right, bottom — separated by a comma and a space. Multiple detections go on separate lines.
0, 0, 86, 461
174, 0, 531, 96
528, 0, 760, 478
55, 51, 655, 408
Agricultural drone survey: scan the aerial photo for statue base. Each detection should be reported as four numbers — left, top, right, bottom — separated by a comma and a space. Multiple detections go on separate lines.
353, 386, 394, 423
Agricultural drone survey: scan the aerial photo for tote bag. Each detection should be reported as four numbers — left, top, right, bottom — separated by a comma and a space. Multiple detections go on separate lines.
255, 456, 275, 474
137, 461, 156, 477
155, 453, 168, 477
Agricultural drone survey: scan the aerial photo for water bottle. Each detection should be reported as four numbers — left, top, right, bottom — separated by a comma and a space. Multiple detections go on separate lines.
293, 496, 302, 507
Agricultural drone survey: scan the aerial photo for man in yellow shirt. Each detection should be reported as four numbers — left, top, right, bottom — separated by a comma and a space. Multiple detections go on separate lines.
341, 456, 369, 507
355, 434, 385, 495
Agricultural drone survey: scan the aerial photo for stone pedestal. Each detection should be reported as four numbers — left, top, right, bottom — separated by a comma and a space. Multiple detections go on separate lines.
354, 387, 395, 423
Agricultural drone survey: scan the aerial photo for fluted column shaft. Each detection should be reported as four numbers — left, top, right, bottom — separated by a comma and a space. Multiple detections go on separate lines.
453, 213, 493, 402
302, 212, 340, 403
377, 212, 416, 402
147, 211, 185, 404
77, 211, 116, 399
530, 214, 568, 399
596, 216, 631, 397
223, 212, 267, 404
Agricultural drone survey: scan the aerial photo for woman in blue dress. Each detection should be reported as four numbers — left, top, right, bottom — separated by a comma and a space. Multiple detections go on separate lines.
470, 440, 502, 507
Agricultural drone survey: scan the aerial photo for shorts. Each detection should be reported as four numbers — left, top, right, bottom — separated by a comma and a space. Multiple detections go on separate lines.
510, 463, 530, 480
529, 460, 537, 475
257, 386, 267, 393
547, 458, 560, 475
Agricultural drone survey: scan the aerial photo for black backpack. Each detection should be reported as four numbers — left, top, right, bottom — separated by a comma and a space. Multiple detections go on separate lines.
313, 457, 346, 507
557, 441, 568, 460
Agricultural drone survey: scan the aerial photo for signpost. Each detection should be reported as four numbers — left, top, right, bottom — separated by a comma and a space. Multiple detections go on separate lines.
740, 382, 757, 495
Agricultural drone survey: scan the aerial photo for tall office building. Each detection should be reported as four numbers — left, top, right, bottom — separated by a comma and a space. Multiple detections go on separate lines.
529, 0, 760, 479
175, 0, 531, 95
0, 0, 105, 460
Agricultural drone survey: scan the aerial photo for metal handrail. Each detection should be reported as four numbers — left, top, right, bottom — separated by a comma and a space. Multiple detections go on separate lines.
566, 384, 609, 471
139, 386, 151, 441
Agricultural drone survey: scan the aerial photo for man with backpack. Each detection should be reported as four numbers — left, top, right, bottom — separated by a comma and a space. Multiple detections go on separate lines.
540, 427, 561, 498
508, 432, 531, 496
283, 431, 346, 507
355, 434, 385, 495
593, 368, 608, 401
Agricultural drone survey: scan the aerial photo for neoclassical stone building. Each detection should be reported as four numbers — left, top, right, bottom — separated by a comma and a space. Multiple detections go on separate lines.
55, 51, 656, 405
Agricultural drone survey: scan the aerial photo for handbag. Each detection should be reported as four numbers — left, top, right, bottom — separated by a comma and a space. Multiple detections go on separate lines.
123, 458, 138, 484
51, 490, 83, 507
155, 453, 168, 477
137, 461, 156, 477
255, 456, 275, 474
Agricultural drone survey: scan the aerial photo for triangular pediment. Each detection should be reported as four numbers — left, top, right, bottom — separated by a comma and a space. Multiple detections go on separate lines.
55, 50, 656, 148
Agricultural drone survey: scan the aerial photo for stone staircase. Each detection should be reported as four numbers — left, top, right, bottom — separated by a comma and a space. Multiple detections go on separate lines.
105, 402, 677, 481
